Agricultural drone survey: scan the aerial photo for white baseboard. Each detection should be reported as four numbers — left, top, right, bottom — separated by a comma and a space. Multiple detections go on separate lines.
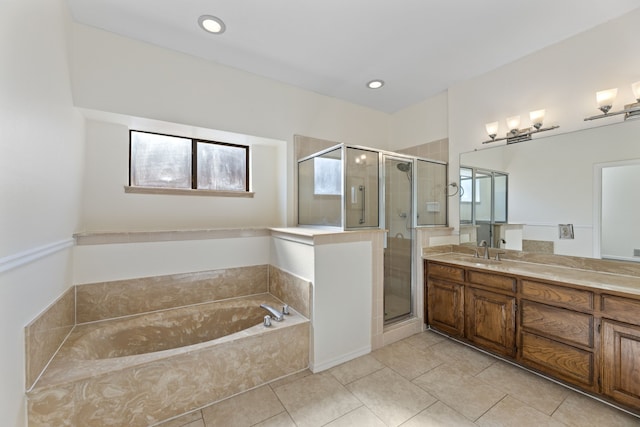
309, 345, 371, 373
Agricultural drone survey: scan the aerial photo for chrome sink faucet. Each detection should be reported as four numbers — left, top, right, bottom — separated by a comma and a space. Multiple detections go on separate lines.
478, 240, 490, 259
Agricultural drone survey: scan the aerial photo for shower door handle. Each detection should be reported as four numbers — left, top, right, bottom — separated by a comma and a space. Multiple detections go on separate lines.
359, 185, 365, 224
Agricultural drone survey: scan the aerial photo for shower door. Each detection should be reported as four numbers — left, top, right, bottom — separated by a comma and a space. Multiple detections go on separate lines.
384, 156, 413, 322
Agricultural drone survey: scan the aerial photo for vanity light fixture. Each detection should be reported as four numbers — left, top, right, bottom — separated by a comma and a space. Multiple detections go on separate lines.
198, 15, 226, 34
483, 109, 559, 144
584, 82, 640, 121
485, 122, 499, 140
367, 80, 384, 89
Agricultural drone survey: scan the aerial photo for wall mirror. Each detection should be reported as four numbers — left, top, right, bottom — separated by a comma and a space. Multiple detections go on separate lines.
459, 119, 640, 261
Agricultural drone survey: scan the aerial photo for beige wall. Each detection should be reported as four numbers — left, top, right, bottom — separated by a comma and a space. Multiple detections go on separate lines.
0, 1, 84, 426
388, 90, 448, 152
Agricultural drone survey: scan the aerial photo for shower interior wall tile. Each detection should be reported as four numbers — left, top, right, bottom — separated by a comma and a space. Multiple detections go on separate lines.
419, 138, 448, 163
268, 265, 311, 318
397, 138, 448, 163
294, 135, 340, 161
76, 265, 269, 323
25, 287, 75, 390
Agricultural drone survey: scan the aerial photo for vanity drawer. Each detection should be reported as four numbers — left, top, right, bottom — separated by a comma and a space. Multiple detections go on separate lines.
467, 270, 516, 292
521, 279, 593, 311
521, 300, 593, 348
601, 295, 640, 325
427, 262, 464, 282
521, 331, 594, 387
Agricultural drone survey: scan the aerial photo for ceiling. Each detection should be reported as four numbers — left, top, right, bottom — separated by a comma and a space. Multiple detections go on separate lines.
66, 1, 640, 114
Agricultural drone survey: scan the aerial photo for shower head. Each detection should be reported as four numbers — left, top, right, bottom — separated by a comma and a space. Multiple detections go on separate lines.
397, 162, 411, 172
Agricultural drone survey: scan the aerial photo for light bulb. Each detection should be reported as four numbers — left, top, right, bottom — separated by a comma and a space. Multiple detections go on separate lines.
596, 88, 617, 114
632, 81, 640, 102
485, 122, 499, 139
506, 116, 521, 134
529, 109, 546, 130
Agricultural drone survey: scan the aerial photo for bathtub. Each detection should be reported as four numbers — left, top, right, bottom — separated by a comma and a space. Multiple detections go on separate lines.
27, 293, 309, 427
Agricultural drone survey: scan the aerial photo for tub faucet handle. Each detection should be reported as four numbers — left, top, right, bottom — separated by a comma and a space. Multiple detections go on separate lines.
282, 304, 290, 315
263, 315, 272, 327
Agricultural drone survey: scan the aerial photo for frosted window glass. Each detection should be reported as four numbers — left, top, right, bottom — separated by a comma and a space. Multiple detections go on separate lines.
197, 142, 246, 191
297, 148, 342, 226
314, 157, 341, 195
130, 132, 191, 188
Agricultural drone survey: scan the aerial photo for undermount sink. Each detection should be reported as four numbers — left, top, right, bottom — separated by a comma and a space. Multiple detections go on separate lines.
445, 253, 503, 266
471, 260, 502, 267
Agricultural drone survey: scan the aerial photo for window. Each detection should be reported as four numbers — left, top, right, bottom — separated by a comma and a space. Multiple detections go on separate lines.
313, 156, 341, 195
129, 130, 249, 193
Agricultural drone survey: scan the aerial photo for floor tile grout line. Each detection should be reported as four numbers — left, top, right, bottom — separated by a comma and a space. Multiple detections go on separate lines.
398, 397, 442, 426
267, 382, 298, 426
549, 392, 571, 419
316, 403, 373, 427
246, 408, 289, 427
331, 366, 388, 386
471, 392, 509, 424
370, 348, 446, 382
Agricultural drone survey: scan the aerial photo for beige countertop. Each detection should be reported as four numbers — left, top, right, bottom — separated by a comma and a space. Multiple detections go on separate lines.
424, 252, 640, 297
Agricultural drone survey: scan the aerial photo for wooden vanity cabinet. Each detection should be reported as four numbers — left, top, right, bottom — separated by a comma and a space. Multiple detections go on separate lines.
426, 278, 464, 337
465, 286, 516, 357
519, 279, 596, 390
601, 295, 640, 408
425, 258, 640, 415
425, 260, 517, 357
465, 267, 517, 357
425, 262, 465, 337
601, 320, 640, 409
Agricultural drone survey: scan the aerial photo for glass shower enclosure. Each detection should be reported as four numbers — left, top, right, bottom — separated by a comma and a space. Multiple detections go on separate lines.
298, 144, 447, 324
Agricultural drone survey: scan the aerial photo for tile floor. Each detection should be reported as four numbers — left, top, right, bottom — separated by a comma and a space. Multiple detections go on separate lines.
155, 330, 640, 427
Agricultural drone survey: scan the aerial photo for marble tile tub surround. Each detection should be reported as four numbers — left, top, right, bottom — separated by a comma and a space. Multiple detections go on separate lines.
28, 305, 310, 427
26, 264, 312, 426
24, 287, 75, 390
425, 244, 640, 278
26, 264, 310, 395
268, 265, 312, 318
76, 265, 269, 323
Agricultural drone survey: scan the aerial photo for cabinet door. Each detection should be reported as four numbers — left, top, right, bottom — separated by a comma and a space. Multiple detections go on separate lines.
602, 320, 640, 409
465, 287, 516, 357
427, 278, 464, 337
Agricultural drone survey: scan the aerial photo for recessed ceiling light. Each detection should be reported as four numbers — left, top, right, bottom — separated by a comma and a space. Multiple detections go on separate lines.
198, 15, 226, 34
367, 80, 384, 89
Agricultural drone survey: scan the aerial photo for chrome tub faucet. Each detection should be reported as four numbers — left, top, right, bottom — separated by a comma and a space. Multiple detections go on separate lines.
260, 304, 284, 322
